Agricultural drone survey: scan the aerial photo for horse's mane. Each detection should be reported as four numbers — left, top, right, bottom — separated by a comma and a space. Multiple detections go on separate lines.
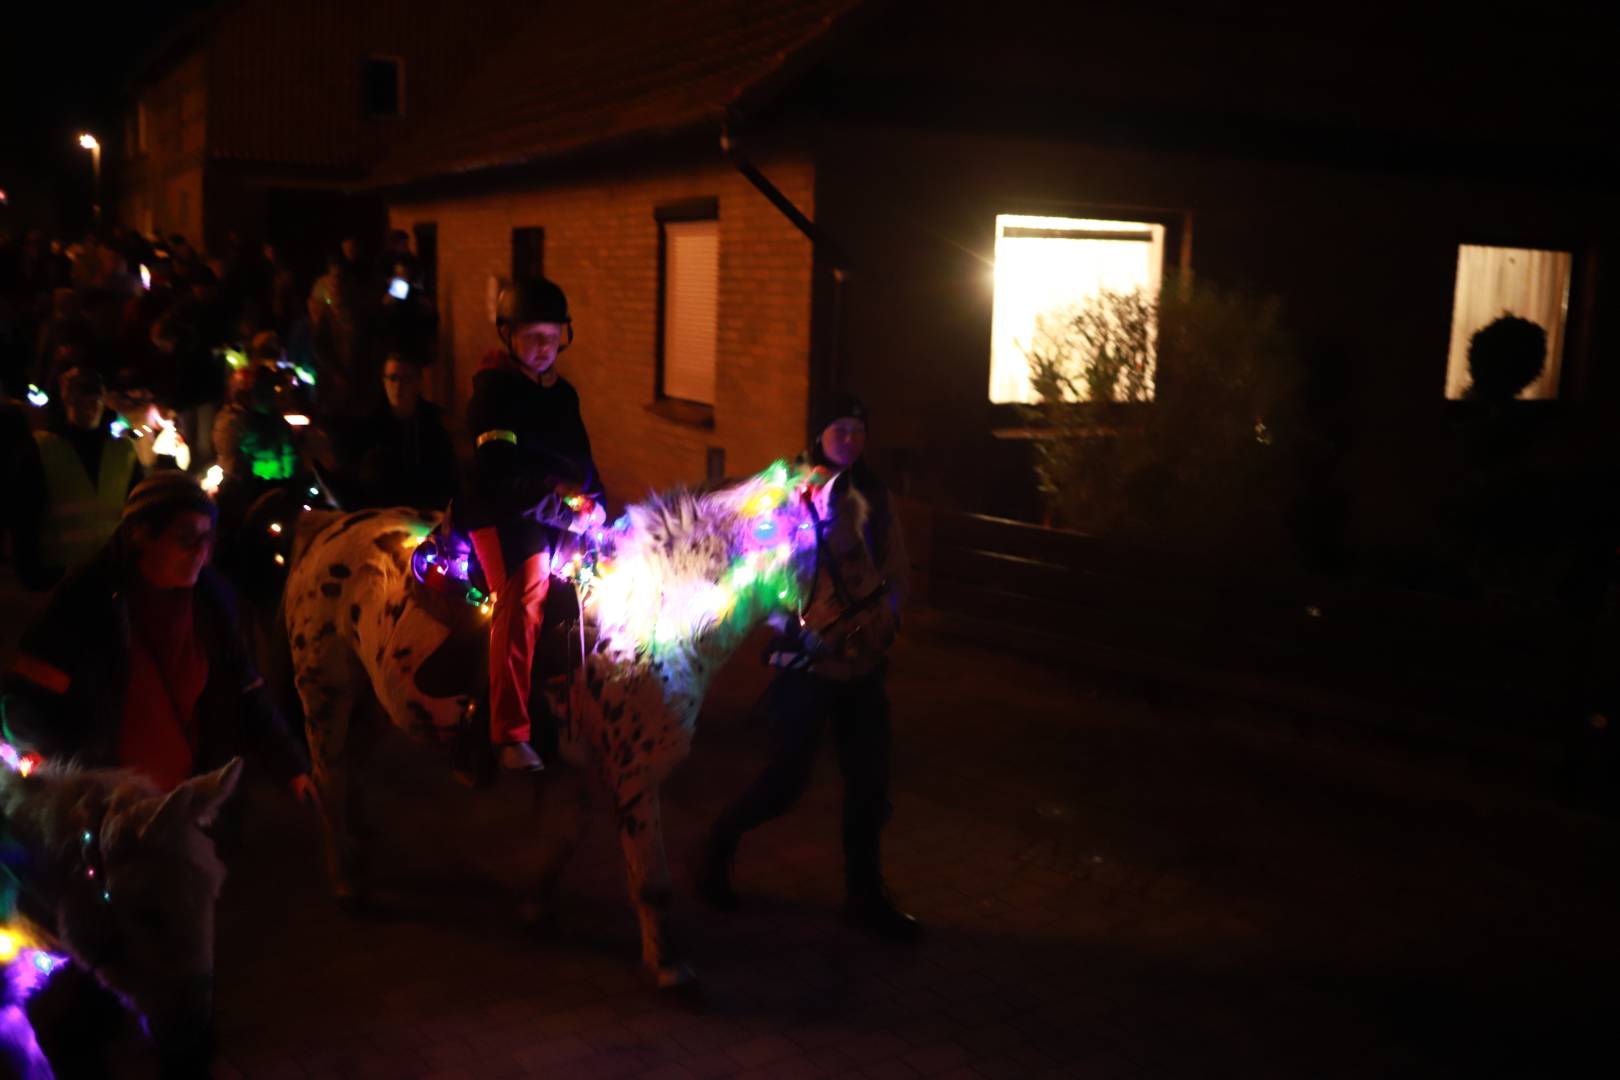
584, 465, 812, 663
0, 761, 233, 919
0, 765, 161, 874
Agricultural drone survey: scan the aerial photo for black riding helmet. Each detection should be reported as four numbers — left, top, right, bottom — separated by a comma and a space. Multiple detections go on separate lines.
497, 277, 573, 358
496, 277, 570, 328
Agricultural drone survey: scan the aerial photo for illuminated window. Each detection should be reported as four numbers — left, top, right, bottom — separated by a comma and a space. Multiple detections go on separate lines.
989, 214, 1165, 404
1444, 244, 1572, 400
656, 200, 719, 407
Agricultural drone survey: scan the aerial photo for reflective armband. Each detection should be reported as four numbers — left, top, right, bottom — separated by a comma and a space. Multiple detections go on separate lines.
476, 429, 518, 448
9, 654, 71, 696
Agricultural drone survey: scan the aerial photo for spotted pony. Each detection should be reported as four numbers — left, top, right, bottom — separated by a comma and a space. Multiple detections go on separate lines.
282, 464, 887, 987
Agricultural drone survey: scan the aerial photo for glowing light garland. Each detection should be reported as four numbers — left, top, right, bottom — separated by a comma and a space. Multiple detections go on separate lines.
405, 461, 829, 658
560, 460, 827, 663
0, 742, 70, 1021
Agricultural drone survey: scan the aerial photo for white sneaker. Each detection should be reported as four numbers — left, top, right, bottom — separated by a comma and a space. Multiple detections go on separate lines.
497, 742, 544, 772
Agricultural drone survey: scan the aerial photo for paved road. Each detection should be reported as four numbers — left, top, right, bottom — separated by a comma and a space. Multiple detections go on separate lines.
193, 615, 1620, 1080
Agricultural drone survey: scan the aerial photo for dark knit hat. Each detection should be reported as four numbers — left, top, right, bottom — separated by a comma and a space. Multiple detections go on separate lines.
812, 392, 869, 436
120, 471, 218, 530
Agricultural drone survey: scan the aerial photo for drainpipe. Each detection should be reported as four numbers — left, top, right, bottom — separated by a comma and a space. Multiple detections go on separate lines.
720, 123, 848, 414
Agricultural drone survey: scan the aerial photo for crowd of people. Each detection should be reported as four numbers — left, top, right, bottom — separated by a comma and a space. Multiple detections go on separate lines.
0, 224, 456, 591
0, 228, 921, 1020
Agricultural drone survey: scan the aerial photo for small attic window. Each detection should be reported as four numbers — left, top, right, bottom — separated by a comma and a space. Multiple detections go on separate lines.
362, 57, 404, 117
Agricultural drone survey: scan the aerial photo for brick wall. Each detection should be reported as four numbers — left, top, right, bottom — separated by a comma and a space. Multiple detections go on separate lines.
389, 153, 815, 503
119, 50, 208, 240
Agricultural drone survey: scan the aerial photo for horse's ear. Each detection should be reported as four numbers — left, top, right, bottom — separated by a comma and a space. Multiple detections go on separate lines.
143, 757, 245, 839
811, 471, 843, 523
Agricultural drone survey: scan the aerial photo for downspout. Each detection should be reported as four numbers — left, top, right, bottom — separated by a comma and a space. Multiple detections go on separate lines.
720, 122, 848, 408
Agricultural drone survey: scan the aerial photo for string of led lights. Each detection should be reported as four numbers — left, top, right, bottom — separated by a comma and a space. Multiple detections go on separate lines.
0, 742, 69, 1006
403, 459, 828, 662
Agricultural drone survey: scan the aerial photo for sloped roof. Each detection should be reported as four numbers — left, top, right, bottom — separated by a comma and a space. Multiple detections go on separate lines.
373, 0, 865, 186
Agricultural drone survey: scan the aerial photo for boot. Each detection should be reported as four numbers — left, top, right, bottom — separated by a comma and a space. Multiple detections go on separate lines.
497, 742, 544, 773
690, 827, 740, 911
845, 884, 921, 942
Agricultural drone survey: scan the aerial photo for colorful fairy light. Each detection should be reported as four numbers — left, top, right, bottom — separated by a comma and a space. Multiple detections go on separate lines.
0, 745, 70, 1006
25, 384, 47, 408
0, 743, 40, 777
561, 459, 823, 663
201, 464, 225, 496
150, 418, 191, 471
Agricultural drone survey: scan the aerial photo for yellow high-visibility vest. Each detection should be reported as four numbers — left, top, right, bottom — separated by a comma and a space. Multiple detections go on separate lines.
34, 430, 136, 571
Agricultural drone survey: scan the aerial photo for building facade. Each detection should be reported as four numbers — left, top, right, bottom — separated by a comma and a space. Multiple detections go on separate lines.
374, 0, 1614, 574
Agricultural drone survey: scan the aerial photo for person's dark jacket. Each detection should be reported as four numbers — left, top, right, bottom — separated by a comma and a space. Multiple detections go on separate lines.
460, 351, 603, 550
341, 399, 459, 511
1, 555, 308, 784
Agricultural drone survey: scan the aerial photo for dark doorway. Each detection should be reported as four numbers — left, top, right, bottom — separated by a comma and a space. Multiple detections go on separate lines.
413, 221, 438, 302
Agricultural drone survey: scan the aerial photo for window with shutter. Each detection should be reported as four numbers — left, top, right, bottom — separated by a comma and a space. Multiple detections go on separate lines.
1444, 244, 1572, 400
658, 217, 719, 406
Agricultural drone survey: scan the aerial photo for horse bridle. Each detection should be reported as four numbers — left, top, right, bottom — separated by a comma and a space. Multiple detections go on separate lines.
801, 483, 889, 642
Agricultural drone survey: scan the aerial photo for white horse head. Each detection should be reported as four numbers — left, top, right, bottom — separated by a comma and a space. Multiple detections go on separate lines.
1, 758, 243, 1070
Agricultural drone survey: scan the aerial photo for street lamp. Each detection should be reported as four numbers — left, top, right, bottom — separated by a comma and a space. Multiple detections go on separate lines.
77, 133, 101, 228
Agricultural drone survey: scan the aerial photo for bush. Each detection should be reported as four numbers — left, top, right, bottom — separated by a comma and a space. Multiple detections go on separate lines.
1023, 277, 1304, 563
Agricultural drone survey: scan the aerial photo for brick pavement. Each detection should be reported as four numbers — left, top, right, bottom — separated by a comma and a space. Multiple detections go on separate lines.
126, 621, 1620, 1077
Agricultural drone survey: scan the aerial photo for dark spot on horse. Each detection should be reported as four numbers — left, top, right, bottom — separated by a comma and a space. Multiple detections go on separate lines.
293, 633, 306, 650
392, 646, 413, 659
317, 620, 337, 639
641, 739, 653, 752
372, 530, 409, 555
328, 509, 381, 538
619, 792, 643, 814
328, 563, 351, 579
621, 815, 641, 837
321, 582, 342, 598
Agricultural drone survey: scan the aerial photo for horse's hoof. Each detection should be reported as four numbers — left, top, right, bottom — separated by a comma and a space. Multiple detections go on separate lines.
649, 964, 698, 992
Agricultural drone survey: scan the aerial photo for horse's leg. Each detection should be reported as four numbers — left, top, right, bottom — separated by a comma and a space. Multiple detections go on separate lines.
520, 764, 589, 931
295, 665, 360, 902
611, 777, 691, 988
